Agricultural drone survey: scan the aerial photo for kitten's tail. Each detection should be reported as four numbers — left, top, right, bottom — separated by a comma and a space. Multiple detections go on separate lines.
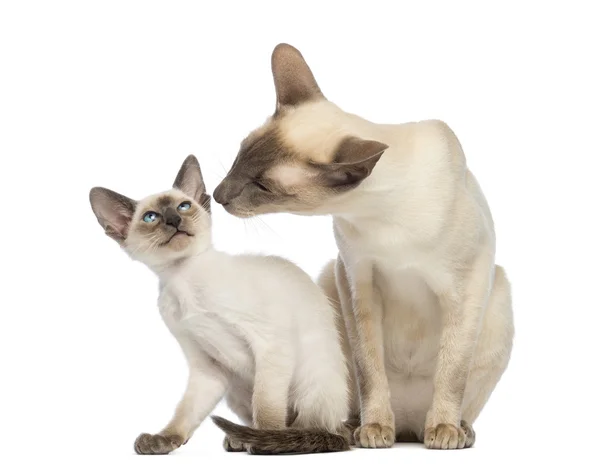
211, 416, 350, 454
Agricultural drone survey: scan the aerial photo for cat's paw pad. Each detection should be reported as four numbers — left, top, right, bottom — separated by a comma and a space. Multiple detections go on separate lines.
353, 423, 395, 448
424, 421, 475, 450
222, 436, 245, 452
134, 433, 184, 455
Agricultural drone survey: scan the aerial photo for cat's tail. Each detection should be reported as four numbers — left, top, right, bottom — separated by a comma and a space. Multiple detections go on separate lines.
211, 416, 350, 454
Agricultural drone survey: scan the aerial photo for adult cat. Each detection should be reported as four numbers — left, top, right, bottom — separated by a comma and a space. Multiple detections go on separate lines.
213, 44, 514, 450
89, 155, 349, 454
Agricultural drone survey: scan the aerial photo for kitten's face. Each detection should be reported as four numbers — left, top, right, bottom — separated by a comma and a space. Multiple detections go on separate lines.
213, 44, 387, 218
124, 189, 211, 265
90, 155, 212, 268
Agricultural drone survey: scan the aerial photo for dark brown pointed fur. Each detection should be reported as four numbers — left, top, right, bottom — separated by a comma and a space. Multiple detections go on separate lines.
211, 416, 350, 455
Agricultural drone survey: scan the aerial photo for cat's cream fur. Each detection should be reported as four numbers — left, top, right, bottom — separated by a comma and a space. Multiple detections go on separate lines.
89, 155, 350, 455
214, 44, 514, 450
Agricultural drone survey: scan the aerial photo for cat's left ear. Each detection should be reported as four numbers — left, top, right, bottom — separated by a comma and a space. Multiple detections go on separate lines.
312, 136, 388, 189
173, 155, 210, 210
89, 187, 137, 243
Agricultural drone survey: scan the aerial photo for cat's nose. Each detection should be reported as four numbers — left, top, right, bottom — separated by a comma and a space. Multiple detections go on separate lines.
214, 179, 244, 205
213, 182, 230, 205
164, 207, 181, 228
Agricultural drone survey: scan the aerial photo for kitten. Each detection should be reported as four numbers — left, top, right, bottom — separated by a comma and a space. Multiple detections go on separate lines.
89, 155, 350, 454
213, 44, 514, 450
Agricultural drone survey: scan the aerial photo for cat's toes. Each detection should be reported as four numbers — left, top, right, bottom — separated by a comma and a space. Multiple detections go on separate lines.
424, 422, 475, 450
222, 435, 245, 452
134, 433, 184, 455
353, 423, 395, 448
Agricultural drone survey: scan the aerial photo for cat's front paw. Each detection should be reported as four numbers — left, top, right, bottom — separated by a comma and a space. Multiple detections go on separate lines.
424, 421, 475, 450
134, 433, 184, 455
353, 423, 395, 448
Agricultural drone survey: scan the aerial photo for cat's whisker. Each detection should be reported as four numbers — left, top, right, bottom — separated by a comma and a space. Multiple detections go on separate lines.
255, 216, 281, 241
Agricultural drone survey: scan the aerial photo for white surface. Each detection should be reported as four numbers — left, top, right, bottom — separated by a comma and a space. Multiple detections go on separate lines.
1, 1, 598, 469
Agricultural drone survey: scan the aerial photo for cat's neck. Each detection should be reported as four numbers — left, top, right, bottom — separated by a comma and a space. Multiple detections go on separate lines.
149, 247, 223, 281
323, 110, 419, 227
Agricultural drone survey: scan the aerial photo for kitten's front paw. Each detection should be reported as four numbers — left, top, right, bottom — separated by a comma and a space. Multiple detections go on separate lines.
353, 423, 395, 448
222, 436, 246, 452
134, 433, 184, 455
424, 421, 475, 450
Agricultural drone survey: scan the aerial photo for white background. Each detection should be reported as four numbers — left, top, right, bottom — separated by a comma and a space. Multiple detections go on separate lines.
1, 1, 599, 469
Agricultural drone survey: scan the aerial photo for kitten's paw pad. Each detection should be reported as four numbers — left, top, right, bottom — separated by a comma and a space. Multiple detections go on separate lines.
424, 422, 475, 450
222, 436, 245, 452
353, 423, 395, 448
134, 433, 184, 455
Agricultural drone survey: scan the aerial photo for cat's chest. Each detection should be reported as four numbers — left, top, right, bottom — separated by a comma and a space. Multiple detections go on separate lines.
338, 218, 430, 268
376, 267, 443, 378
158, 284, 253, 375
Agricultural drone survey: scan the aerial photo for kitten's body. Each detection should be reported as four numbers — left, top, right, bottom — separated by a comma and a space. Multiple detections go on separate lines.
214, 44, 514, 450
89, 156, 349, 455
157, 248, 349, 438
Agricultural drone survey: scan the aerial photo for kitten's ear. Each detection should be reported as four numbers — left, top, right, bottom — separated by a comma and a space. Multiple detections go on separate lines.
271, 43, 324, 109
173, 155, 206, 201
89, 187, 137, 243
314, 137, 388, 188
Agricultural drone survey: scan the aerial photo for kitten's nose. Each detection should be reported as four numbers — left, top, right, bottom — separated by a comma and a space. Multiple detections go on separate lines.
164, 207, 181, 228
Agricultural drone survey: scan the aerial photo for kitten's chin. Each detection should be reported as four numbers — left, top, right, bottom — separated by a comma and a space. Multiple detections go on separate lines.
163, 231, 193, 250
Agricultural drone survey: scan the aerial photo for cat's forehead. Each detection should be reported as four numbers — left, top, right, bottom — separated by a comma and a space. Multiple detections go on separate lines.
137, 189, 188, 212
244, 101, 344, 166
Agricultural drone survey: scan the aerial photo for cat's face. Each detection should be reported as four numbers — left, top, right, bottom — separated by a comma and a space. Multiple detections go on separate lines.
90, 155, 212, 267
213, 44, 388, 218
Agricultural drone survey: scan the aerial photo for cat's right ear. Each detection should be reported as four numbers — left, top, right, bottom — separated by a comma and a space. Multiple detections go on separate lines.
89, 187, 137, 243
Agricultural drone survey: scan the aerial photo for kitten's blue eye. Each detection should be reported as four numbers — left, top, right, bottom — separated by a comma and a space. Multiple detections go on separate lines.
178, 201, 191, 212
143, 211, 158, 223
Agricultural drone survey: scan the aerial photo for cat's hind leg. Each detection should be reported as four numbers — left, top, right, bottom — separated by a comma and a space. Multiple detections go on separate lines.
461, 265, 513, 427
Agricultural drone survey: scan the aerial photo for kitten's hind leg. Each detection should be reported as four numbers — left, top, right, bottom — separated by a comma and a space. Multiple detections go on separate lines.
343, 416, 361, 445
223, 436, 246, 452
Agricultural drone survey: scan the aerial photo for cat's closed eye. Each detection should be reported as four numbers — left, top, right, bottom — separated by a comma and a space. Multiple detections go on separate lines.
253, 181, 271, 193
178, 201, 192, 212
143, 211, 159, 223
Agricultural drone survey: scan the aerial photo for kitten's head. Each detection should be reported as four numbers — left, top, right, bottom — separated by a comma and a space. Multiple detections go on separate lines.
90, 155, 212, 267
213, 43, 388, 217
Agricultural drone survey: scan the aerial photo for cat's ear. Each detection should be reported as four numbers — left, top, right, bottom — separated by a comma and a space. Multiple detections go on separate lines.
173, 155, 209, 207
89, 187, 137, 243
271, 43, 324, 110
312, 137, 388, 188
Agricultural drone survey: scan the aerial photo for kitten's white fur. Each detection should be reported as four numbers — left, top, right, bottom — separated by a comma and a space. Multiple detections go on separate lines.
89, 157, 349, 454
154, 244, 348, 439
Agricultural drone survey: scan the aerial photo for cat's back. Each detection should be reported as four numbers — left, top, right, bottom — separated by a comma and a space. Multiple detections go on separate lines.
234, 253, 317, 290
231, 253, 335, 321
